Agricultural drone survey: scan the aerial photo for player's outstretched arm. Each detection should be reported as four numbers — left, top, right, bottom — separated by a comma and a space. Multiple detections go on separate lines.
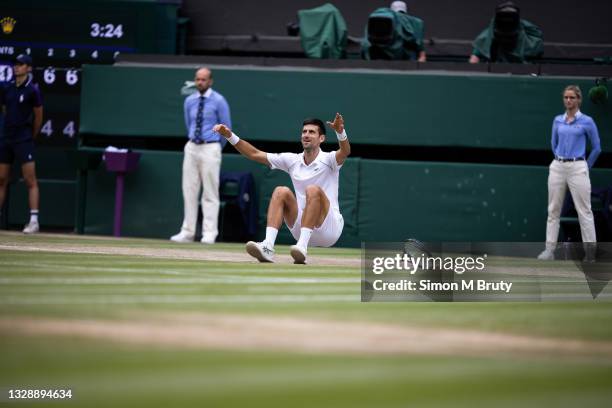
213, 124, 270, 166
326, 112, 351, 166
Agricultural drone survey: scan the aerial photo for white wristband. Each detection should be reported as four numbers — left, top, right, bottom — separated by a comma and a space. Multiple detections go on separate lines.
228, 133, 240, 146
335, 129, 348, 141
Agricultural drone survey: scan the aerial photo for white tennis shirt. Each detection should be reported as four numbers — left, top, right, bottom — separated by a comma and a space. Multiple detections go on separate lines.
267, 150, 342, 213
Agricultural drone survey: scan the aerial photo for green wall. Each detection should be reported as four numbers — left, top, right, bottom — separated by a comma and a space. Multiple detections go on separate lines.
358, 160, 612, 241
73, 149, 612, 243
79, 151, 362, 245
80, 65, 611, 151
8, 64, 610, 242
74, 65, 612, 243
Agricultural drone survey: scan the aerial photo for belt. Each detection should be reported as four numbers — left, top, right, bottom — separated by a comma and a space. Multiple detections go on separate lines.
190, 139, 219, 145
555, 156, 584, 162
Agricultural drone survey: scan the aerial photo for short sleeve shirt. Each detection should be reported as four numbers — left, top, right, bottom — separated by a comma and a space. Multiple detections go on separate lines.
267, 150, 342, 213
1, 75, 43, 140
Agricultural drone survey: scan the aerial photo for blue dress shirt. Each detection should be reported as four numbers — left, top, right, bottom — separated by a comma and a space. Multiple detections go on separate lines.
551, 111, 601, 168
183, 88, 231, 147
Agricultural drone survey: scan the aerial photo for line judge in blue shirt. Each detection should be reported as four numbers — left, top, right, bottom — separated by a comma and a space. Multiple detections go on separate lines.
171, 67, 231, 244
538, 85, 601, 261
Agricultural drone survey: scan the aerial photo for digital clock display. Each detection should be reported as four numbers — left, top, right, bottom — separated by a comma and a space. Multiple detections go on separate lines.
90, 23, 124, 39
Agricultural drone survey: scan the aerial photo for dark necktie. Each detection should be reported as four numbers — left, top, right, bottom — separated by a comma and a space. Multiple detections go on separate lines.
194, 95, 205, 141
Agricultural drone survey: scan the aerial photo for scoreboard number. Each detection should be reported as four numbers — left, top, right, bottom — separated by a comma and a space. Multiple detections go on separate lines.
63, 121, 76, 138
65, 69, 79, 85
0, 65, 13, 82
41, 120, 53, 137
38, 120, 78, 139
43, 67, 56, 84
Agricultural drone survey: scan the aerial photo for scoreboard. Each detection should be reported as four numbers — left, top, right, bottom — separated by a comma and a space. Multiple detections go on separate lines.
0, 63, 81, 148
1, 63, 82, 148
0, 8, 138, 66
0, 0, 180, 147
0, 0, 180, 228
0, 0, 180, 64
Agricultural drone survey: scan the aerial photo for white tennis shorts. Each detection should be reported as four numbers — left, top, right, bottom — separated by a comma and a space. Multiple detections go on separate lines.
288, 208, 344, 247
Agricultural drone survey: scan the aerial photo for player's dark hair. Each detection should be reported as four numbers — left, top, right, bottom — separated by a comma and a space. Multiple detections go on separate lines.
302, 118, 326, 135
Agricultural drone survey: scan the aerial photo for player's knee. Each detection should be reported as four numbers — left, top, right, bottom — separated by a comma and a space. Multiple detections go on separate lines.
305, 185, 322, 199
272, 186, 292, 200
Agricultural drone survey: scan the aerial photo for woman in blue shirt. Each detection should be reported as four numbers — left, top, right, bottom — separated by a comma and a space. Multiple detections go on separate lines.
538, 85, 601, 261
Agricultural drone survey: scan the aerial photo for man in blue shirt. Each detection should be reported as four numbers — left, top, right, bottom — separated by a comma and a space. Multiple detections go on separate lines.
170, 67, 231, 244
0, 54, 43, 234
538, 85, 601, 261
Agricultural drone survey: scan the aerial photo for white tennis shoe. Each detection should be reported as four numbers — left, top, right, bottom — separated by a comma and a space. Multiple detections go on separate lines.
200, 234, 216, 244
23, 221, 39, 234
246, 241, 275, 263
170, 231, 194, 243
290, 245, 307, 264
537, 249, 555, 261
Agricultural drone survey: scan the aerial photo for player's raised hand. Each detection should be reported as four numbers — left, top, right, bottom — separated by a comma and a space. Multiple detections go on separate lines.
213, 124, 232, 138
326, 113, 344, 134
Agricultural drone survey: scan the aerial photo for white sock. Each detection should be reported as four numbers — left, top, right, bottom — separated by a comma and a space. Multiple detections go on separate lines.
296, 227, 313, 250
30, 210, 39, 224
264, 227, 278, 247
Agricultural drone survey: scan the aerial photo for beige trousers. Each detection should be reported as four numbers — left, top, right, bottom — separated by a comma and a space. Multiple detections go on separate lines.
545, 159, 596, 250
179, 141, 221, 240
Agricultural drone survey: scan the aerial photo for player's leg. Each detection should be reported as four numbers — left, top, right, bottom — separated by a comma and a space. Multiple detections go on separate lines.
171, 142, 201, 242
246, 186, 298, 263
300, 185, 330, 229
267, 186, 299, 230
21, 161, 39, 233
199, 143, 221, 244
290, 185, 330, 264
539, 161, 567, 260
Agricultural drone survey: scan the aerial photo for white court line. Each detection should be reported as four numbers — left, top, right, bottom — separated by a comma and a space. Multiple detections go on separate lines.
0, 294, 358, 304
0, 244, 361, 268
0, 263, 356, 276
0, 276, 356, 285
0, 263, 205, 277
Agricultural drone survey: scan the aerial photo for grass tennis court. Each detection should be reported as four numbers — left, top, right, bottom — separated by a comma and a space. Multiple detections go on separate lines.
1, 231, 612, 407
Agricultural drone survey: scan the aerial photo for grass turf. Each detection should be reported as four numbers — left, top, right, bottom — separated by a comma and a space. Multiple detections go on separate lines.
1, 232, 612, 407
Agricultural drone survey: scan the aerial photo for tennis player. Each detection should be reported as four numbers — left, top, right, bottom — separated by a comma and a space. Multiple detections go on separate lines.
213, 113, 351, 264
